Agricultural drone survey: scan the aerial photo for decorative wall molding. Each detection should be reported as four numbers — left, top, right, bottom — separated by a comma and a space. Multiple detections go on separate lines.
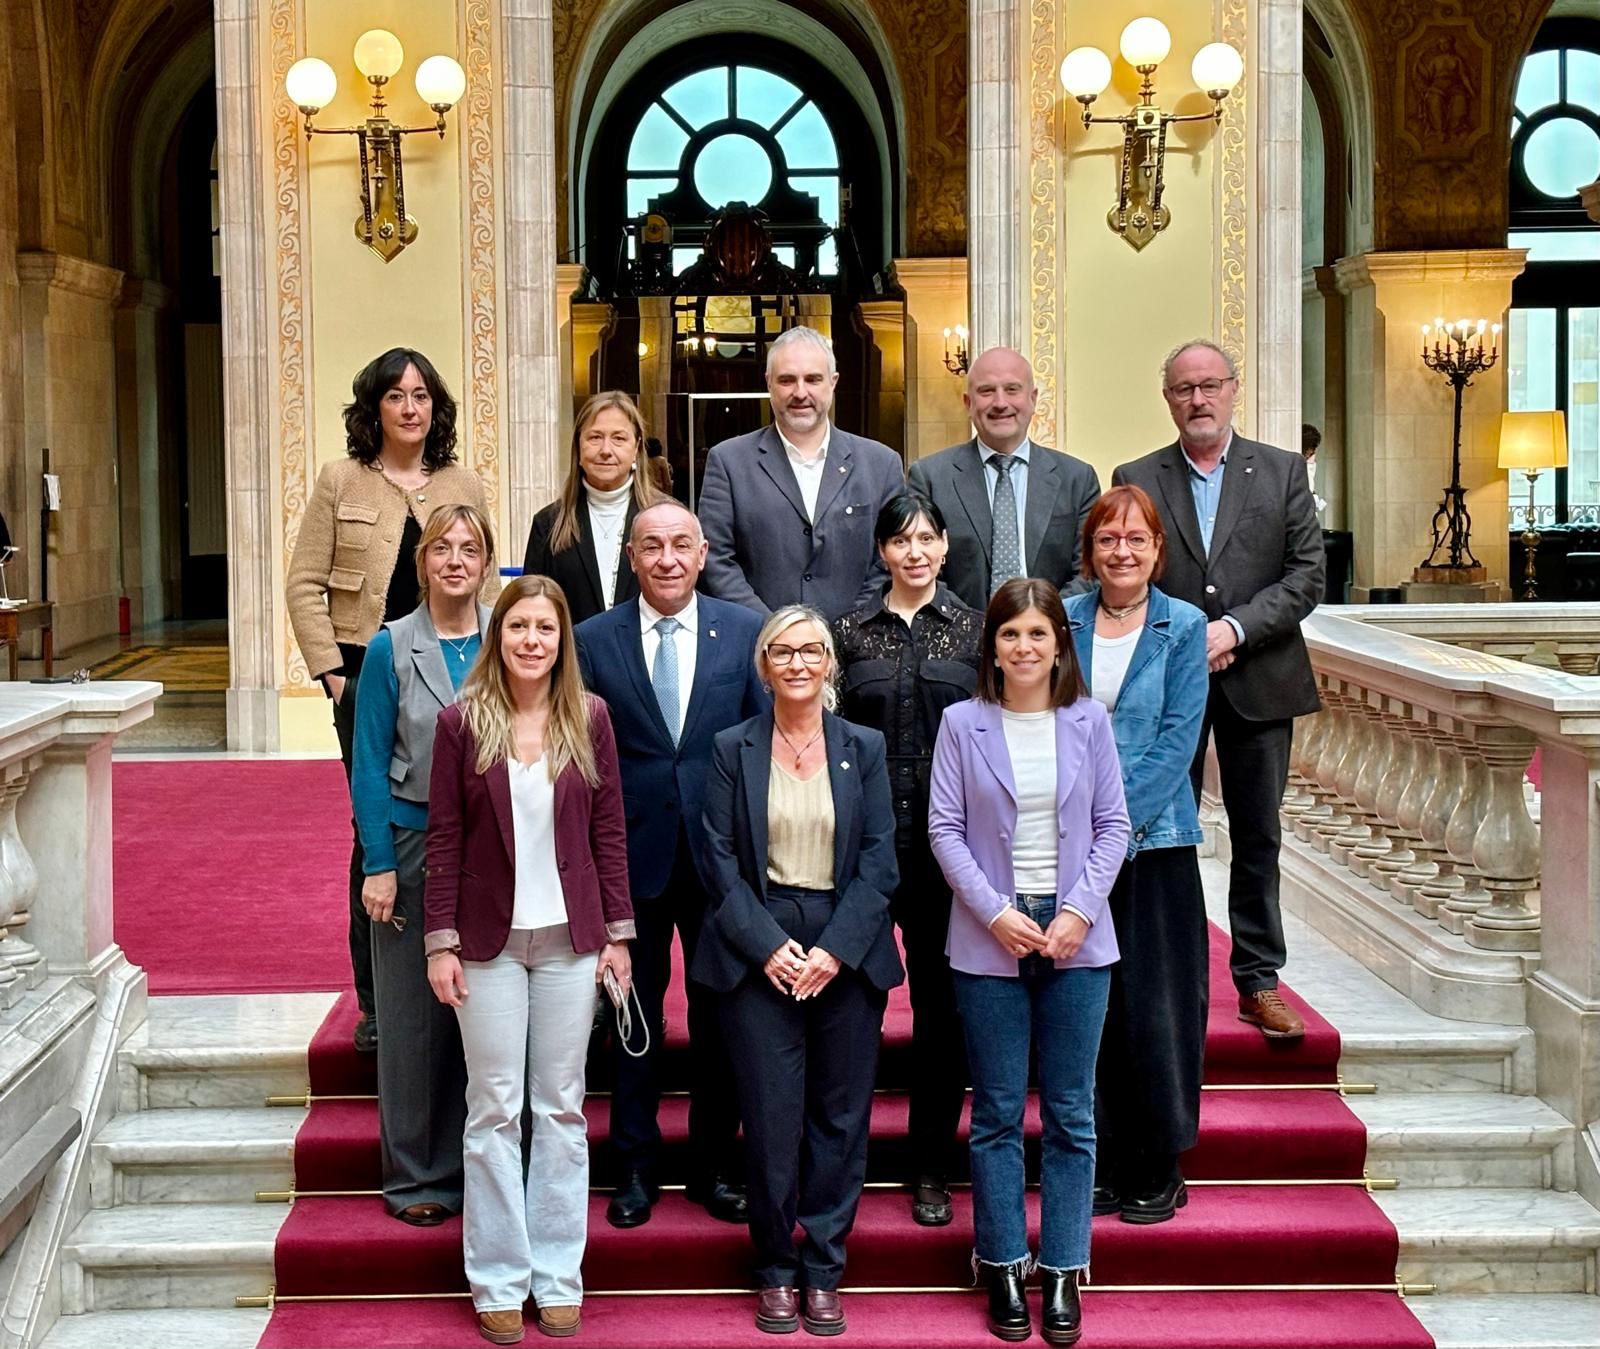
462, 0, 502, 524
14, 252, 125, 304
1026, 0, 1059, 442
1218, 0, 1248, 415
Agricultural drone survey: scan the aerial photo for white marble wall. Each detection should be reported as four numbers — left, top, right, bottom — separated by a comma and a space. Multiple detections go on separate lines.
966, 0, 1026, 356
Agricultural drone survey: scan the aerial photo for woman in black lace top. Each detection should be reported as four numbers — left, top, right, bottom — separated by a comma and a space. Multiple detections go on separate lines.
833, 490, 982, 1227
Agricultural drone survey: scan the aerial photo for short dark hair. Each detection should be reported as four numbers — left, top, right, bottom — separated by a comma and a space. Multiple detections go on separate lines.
1080, 484, 1167, 582
1302, 423, 1322, 456
874, 490, 947, 547
976, 579, 1082, 708
343, 347, 459, 470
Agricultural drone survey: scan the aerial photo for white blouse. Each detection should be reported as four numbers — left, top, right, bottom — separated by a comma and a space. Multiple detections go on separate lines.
508, 756, 568, 931
1091, 628, 1141, 711
585, 477, 633, 610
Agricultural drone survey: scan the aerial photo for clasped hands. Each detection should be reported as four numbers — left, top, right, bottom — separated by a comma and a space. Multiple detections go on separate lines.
991, 905, 1089, 961
1205, 619, 1239, 673
764, 938, 841, 999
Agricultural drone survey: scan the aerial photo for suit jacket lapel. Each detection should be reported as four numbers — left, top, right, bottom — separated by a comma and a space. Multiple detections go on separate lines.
739, 719, 773, 899
823, 715, 857, 887
1022, 448, 1061, 574
1157, 443, 1208, 567
573, 489, 606, 614
972, 701, 1017, 805
810, 430, 852, 523
953, 441, 994, 565
409, 607, 457, 711
486, 760, 516, 866
677, 616, 721, 750
616, 609, 674, 749
756, 425, 809, 523
1206, 435, 1256, 565
613, 499, 642, 606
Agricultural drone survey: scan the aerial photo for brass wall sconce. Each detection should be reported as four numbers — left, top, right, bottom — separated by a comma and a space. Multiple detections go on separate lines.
1060, 21, 1243, 251
942, 325, 970, 376
285, 30, 467, 262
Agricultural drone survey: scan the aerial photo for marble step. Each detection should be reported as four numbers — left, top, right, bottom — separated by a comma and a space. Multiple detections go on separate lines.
38, 1307, 269, 1349
90, 1107, 303, 1206
1351, 1094, 1576, 1189
1336, 1024, 1536, 1095
1413, 1293, 1600, 1348
58, 1202, 284, 1312
1383, 1188, 1600, 1294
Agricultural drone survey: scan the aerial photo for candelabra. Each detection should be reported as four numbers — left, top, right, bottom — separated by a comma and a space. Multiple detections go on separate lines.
1417, 318, 1500, 577
942, 325, 969, 376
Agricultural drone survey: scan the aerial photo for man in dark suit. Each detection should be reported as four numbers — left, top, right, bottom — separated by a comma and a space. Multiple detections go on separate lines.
908, 346, 1100, 608
698, 325, 905, 620
1113, 339, 1324, 1039
575, 501, 768, 1228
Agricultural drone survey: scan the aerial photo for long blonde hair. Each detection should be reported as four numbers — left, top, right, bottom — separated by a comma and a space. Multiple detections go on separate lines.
457, 575, 598, 785
549, 391, 660, 554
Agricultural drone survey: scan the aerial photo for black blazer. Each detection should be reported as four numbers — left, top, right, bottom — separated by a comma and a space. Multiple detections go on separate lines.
522, 486, 643, 626
907, 438, 1101, 609
691, 711, 905, 993
1113, 434, 1324, 721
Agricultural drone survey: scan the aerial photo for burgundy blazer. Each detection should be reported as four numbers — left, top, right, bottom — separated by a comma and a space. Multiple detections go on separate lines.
423, 697, 635, 960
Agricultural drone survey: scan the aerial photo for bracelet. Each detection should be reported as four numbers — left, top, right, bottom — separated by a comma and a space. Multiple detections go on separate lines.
426, 948, 460, 961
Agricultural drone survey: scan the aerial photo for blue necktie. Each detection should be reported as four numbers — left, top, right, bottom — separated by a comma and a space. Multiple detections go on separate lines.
990, 455, 1022, 593
652, 616, 681, 744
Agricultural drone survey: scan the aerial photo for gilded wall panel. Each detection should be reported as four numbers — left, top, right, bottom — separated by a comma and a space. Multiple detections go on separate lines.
1027, 0, 1060, 443
1219, 0, 1247, 398
463, 0, 502, 524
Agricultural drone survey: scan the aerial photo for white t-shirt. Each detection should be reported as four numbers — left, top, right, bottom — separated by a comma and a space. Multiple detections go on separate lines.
779, 424, 832, 521
508, 756, 568, 930
585, 478, 633, 609
1091, 628, 1141, 711
1001, 708, 1058, 894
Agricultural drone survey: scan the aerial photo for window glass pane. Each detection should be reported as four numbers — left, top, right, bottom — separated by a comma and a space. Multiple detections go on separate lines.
1509, 308, 1558, 412
662, 68, 728, 129
672, 246, 701, 274
693, 132, 773, 208
772, 245, 797, 267
1508, 229, 1600, 262
789, 175, 840, 226
736, 67, 802, 128
1515, 49, 1560, 116
1571, 308, 1599, 513
775, 101, 837, 170
1523, 117, 1600, 198
817, 236, 838, 276
1569, 49, 1600, 115
627, 177, 677, 216
629, 103, 690, 171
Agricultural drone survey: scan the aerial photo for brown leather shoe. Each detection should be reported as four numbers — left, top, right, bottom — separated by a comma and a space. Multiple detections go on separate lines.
756, 1286, 800, 1334
803, 1288, 846, 1336
537, 1306, 580, 1338
478, 1309, 524, 1344
1238, 989, 1306, 1039
396, 1202, 449, 1226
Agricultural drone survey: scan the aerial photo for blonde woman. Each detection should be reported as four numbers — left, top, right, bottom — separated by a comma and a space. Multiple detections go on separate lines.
522, 391, 660, 625
691, 605, 903, 1337
425, 575, 634, 1344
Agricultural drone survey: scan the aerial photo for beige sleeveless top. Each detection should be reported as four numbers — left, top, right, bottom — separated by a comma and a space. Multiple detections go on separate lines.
766, 761, 836, 890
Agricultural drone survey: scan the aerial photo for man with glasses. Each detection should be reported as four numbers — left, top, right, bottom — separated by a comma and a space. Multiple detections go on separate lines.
1112, 340, 1324, 1040
575, 502, 768, 1228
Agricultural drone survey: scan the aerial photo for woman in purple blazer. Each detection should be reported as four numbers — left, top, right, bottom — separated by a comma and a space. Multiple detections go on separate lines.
928, 579, 1130, 1347
424, 575, 635, 1345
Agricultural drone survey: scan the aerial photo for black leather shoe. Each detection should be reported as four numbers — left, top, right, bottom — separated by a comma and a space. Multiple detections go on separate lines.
1091, 1183, 1121, 1217
911, 1176, 953, 1227
605, 1171, 657, 1228
688, 1177, 748, 1224
980, 1262, 1030, 1343
1040, 1267, 1082, 1346
352, 1013, 377, 1054
1120, 1173, 1187, 1225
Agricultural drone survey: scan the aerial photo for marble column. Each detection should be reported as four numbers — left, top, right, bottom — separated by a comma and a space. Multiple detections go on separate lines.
1253, 0, 1303, 455
554, 261, 586, 453
113, 279, 177, 630
966, 0, 1027, 355
897, 257, 971, 464
857, 300, 907, 458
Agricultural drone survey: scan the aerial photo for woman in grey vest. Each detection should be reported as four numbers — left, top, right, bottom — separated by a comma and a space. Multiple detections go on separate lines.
352, 503, 496, 1224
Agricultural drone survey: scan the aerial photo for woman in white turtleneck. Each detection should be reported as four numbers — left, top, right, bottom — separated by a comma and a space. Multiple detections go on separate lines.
522, 391, 662, 625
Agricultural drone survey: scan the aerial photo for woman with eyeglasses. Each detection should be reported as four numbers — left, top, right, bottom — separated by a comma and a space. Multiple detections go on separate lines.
833, 491, 981, 1227
1064, 486, 1208, 1228
692, 605, 903, 1338
350, 503, 494, 1228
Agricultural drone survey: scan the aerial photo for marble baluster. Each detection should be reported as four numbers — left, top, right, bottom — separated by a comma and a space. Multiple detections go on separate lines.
1349, 706, 1407, 878
1308, 692, 1361, 851
1394, 721, 1453, 910
1370, 711, 1425, 893
1294, 692, 1344, 842
0, 769, 42, 989
1329, 695, 1381, 865
1416, 729, 1472, 918
1465, 728, 1542, 953
1439, 744, 1495, 936
1282, 712, 1323, 816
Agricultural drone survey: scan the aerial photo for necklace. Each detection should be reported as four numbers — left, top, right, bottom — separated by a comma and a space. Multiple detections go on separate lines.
1099, 591, 1150, 621
440, 633, 474, 662
774, 720, 823, 769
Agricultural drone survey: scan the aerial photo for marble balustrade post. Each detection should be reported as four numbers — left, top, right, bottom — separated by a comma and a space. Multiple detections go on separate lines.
1327, 693, 1380, 862
1347, 702, 1404, 875
1465, 727, 1543, 953
1369, 710, 1424, 892
1283, 710, 1328, 818
1416, 730, 1472, 918
1393, 721, 1449, 907
1439, 744, 1495, 936
0, 764, 43, 998
1301, 692, 1355, 846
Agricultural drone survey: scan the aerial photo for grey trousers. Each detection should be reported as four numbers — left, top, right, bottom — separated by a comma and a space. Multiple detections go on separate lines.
371, 826, 467, 1214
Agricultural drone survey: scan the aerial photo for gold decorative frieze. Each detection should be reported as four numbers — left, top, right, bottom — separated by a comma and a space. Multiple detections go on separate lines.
463, 0, 501, 522
1028, 0, 1060, 444
1218, 0, 1247, 407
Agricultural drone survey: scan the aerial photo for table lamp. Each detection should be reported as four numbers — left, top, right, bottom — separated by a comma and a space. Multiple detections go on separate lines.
1497, 410, 1569, 601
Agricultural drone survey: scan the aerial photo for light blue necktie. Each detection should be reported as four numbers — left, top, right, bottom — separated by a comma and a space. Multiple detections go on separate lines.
990, 455, 1022, 593
652, 616, 681, 744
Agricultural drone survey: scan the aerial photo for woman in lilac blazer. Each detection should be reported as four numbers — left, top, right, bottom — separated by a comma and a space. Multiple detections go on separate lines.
928, 579, 1129, 1347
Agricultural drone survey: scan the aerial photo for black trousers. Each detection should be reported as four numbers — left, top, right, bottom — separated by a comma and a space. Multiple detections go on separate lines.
1095, 846, 1208, 1178
892, 837, 968, 1183
609, 830, 740, 1184
1190, 684, 1293, 994
720, 886, 885, 1291
330, 651, 374, 1019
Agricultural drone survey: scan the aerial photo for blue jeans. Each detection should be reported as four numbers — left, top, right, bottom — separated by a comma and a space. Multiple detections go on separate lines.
953, 912, 1111, 1272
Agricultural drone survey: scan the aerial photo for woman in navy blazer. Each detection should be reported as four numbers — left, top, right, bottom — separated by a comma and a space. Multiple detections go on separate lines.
1066, 485, 1208, 1227
692, 604, 903, 1338
928, 579, 1129, 1347
424, 574, 634, 1345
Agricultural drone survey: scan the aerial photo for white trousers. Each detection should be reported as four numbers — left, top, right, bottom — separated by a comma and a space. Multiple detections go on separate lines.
456, 925, 599, 1311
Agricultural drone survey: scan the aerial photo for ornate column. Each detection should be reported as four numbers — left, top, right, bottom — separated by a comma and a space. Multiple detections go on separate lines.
966, 0, 1027, 354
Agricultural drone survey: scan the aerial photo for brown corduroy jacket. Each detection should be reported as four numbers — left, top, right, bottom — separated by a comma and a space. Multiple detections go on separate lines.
286, 457, 494, 680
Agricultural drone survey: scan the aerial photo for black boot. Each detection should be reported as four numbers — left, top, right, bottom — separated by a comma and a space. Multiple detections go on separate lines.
980, 1260, 1031, 1343
1039, 1267, 1082, 1346
1121, 1158, 1188, 1225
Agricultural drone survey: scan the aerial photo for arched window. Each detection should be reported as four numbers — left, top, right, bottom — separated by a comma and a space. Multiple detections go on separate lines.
1507, 20, 1600, 525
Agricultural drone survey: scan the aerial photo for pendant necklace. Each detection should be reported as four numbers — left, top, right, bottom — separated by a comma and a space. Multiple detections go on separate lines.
775, 722, 823, 769
1099, 591, 1150, 621
440, 633, 474, 663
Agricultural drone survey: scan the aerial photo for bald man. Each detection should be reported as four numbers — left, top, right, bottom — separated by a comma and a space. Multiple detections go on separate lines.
908, 347, 1101, 609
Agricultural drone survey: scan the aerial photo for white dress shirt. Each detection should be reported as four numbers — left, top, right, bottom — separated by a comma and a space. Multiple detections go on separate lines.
779, 423, 833, 521
639, 591, 699, 740
507, 755, 569, 931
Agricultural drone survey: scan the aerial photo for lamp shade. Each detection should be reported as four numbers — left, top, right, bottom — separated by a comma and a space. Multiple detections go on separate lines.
1060, 46, 1113, 98
1497, 410, 1569, 472
1191, 41, 1244, 93
1119, 17, 1172, 68
415, 55, 467, 108
284, 57, 337, 111
353, 29, 404, 80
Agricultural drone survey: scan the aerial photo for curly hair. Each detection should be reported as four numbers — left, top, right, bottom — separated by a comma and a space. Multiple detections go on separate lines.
343, 347, 459, 470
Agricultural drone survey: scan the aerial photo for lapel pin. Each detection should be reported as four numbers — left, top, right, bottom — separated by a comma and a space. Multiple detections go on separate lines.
1245, 466, 1253, 474
840, 760, 851, 770
838, 465, 847, 473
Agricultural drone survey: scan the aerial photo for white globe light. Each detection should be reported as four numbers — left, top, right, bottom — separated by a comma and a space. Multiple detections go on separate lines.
353, 29, 404, 80
1191, 41, 1244, 94
284, 57, 337, 112
1060, 47, 1113, 99
415, 55, 467, 108
1119, 17, 1172, 68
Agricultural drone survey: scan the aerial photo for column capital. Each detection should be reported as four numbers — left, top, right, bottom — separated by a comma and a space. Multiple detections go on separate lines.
1333, 248, 1530, 295
117, 277, 176, 313
892, 257, 967, 293
16, 251, 126, 304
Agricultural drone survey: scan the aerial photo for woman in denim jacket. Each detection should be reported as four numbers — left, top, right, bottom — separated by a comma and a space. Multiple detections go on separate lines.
1065, 484, 1209, 1227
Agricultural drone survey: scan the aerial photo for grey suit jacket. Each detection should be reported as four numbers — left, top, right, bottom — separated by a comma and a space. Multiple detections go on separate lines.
907, 439, 1101, 610
1112, 434, 1324, 721
698, 423, 905, 621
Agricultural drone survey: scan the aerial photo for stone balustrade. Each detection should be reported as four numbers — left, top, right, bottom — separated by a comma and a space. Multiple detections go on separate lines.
1330, 602, 1600, 675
